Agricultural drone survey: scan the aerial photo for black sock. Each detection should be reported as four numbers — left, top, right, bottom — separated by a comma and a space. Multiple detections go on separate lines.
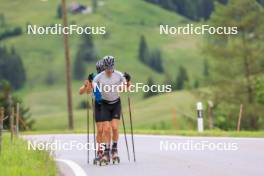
106, 144, 110, 151
112, 142, 118, 149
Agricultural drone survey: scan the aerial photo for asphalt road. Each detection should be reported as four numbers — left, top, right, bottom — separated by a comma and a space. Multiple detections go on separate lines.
23, 134, 264, 176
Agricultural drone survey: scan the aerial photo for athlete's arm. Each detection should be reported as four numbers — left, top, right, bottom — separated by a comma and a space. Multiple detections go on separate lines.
126, 81, 131, 88
117, 71, 131, 92
86, 82, 93, 94
79, 80, 92, 95
79, 85, 86, 95
123, 72, 131, 88
92, 73, 100, 91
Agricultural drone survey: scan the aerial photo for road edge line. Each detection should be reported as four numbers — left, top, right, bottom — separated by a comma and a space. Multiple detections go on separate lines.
55, 159, 87, 176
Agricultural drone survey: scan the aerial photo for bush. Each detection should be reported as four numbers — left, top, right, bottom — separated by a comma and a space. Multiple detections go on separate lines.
0, 27, 22, 41
77, 100, 91, 110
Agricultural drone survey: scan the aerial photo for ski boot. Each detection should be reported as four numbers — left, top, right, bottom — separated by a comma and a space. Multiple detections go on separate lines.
99, 149, 110, 166
111, 147, 120, 164
93, 150, 103, 165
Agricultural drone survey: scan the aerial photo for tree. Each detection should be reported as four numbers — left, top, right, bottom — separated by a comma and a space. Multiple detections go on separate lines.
148, 49, 164, 73
163, 73, 174, 88
175, 66, 189, 90
73, 54, 85, 80
138, 36, 164, 73
144, 0, 226, 21
57, 4, 62, 19
0, 80, 34, 130
203, 59, 209, 77
204, 0, 264, 130
0, 46, 26, 90
257, 0, 264, 6
193, 79, 200, 89
138, 35, 149, 63
45, 70, 56, 85
76, 33, 97, 63
256, 78, 264, 104
0, 13, 5, 27
143, 77, 159, 98
92, 0, 98, 13
73, 33, 97, 80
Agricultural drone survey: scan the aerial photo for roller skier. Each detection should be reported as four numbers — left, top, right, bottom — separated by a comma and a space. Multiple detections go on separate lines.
92, 56, 131, 165
79, 60, 105, 165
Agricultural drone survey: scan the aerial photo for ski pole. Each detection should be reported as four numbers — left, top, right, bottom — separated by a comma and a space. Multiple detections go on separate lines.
121, 103, 130, 162
87, 96, 90, 164
128, 94, 136, 162
91, 97, 97, 159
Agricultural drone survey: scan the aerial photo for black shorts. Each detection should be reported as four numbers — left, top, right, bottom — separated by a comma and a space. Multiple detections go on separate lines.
94, 101, 103, 123
100, 99, 121, 122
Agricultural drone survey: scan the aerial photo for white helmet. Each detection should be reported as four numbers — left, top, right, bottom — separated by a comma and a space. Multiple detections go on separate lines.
103, 56, 115, 70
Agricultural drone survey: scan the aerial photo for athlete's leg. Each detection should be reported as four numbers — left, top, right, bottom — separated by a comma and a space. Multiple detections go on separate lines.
98, 101, 111, 148
111, 100, 121, 144
101, 121, 111, 147
94, 101, 105, 161
110, 100, 121, 162
100, 100, 118, 164
110, 119, 120, 162
100, 121, 111, 162
101, 102, 111, 149
111, 119, 120, 142
96, 122, 104, 158
96, 122, 104, 144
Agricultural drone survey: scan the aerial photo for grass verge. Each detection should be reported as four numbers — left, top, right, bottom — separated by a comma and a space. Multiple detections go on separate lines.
0, 134, 57, 176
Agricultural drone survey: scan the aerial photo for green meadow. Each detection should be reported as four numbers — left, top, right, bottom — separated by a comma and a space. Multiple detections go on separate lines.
2, 0, 205, 131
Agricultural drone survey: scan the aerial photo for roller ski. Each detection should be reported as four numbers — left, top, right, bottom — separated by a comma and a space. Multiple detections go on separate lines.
93, 150, 103, 165
111, 147, 120, 164
99, 150, 110, 166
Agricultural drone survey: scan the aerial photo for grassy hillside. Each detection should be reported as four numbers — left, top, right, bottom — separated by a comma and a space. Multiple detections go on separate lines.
32, 90, 198, 130
1, 0, 204, 130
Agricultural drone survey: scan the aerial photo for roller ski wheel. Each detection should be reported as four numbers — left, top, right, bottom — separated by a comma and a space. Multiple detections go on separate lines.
111, 148, 120, 164
112, 156, 120, 164
99, 158, 109, 166
99, 151, 110, 166
93, 158, 99, 165
93, 151, 103, 165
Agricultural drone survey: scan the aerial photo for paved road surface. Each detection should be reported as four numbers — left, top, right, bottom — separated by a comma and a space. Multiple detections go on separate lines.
23, 134, 264, 176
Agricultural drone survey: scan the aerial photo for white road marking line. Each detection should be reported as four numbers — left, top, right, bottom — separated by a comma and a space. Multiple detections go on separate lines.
55, 159, 87, 176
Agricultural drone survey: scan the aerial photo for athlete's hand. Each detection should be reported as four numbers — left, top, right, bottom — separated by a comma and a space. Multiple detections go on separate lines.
83, 80, 90, 87
88, 73, 94, 82
126, 81, 131, 88
124, 72, 131, 82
